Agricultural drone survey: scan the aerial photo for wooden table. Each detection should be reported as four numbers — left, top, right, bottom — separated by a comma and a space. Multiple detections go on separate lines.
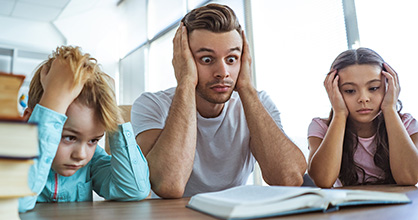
20, 185, 418, 220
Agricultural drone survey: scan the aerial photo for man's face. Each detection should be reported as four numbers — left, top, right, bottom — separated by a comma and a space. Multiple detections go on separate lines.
189, 29, 243, 104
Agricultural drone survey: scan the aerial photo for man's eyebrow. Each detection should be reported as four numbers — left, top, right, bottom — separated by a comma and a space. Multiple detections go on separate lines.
195, 47, 242, 53
196, 48, 214, 53
229, 46, 241, 52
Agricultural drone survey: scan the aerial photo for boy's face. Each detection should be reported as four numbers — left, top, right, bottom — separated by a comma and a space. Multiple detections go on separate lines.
189, 29, 242, 104
51, 101, 105, 177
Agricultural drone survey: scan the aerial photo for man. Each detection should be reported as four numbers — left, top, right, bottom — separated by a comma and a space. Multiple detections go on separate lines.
131, 3, 307, 198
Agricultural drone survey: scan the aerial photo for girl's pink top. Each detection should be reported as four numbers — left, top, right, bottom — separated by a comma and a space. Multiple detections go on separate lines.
308, 113, 418, 186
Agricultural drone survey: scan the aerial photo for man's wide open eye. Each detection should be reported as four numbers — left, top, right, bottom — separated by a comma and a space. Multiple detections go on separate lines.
201, 56, 212, 64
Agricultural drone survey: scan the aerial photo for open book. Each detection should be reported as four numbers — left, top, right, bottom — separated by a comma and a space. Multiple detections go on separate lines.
187, 185, 411, 220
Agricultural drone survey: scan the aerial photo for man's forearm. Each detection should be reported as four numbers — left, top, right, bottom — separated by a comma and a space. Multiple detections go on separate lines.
147, 84, 197, 198
238, 88, 306, 186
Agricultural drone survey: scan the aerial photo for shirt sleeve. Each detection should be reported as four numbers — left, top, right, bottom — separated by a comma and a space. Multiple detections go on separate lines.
307, 118, 328, 139
258, 91, 283, 130
19, 104, 67, 213
90, 122, 151, 201
131, 91, 171, 137
402, 113, 418, 136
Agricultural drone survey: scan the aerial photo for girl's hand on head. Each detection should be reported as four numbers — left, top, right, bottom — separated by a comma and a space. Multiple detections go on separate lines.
172, 23, 198, 87
324, 70, 349, 117
380, 63, 400, 113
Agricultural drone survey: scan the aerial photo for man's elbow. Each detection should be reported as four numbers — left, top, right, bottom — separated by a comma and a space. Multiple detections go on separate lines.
264, 171, 304, 186
152, 182, 185, 199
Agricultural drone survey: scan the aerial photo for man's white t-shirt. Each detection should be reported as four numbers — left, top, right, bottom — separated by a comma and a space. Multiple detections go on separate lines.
131, 87, 283, 197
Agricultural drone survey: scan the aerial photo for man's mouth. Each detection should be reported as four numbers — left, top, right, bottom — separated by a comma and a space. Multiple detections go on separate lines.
211, 84, 231, 92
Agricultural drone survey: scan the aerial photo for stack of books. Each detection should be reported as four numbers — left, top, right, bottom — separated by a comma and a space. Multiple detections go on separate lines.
0, 73, 38, 219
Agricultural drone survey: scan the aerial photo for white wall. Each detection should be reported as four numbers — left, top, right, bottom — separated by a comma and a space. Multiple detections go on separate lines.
0, 16, 65, 53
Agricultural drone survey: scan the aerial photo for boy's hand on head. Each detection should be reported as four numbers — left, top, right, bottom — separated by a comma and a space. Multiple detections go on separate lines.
324, 70, 348, 118
380, 63, 400, 113
235, 30, 253, 92
172, 23, 198, 87
39, 56, 88, 114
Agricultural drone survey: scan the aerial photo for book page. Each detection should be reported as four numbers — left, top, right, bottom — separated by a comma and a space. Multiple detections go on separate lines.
320, 189, 411, 206
193, 185, 320, 206
188, 185, 326, 219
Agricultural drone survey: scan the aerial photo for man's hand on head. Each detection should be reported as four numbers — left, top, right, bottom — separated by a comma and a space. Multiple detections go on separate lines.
172, 23, 198, 87
235, 30, 253, 92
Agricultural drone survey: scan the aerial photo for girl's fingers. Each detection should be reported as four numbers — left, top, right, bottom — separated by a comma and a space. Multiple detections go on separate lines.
384, 63, 400, 86
325, 70, 337, 89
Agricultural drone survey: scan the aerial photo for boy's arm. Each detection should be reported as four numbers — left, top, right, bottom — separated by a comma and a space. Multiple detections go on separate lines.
90, 122, 150, 201
20, 54, 91, 212
19, 105, 67, 213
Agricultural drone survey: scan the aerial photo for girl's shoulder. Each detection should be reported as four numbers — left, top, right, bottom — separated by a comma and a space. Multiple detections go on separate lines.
311, 117, 328, 126
400, 112, 415, 121
399, 113, 418, 135
308, 117, 329, 139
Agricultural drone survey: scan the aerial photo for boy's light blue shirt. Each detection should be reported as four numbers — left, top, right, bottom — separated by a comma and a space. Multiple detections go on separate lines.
19, 104, 150, 212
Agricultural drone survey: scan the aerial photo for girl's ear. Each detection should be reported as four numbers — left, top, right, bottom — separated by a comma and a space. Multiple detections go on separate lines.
23, 108, 33, 121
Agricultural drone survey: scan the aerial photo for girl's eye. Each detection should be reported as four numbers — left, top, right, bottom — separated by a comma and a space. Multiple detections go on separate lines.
226, 56, 237, 64
370, 87, 380, 91
344, 89, 355, 94
62, 136, 76, 143
201, 57, 212, 64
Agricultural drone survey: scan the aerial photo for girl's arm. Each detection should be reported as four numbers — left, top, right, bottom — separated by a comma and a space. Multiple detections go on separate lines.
308, 115, 346, 188
90, 122, 151, 201
381, 63, 418, 185
308, 70, 348, 188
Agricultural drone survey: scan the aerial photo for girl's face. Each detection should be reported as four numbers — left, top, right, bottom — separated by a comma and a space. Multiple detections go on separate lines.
338, 64, 385, 125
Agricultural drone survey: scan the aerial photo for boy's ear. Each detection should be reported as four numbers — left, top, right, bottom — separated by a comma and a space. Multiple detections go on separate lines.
23, 108, 33, 121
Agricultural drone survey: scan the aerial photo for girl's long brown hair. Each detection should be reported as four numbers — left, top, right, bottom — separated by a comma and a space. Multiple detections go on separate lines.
328, 47, 401, 185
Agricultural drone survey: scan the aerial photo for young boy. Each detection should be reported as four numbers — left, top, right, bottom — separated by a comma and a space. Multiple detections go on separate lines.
19, 46, 150, 212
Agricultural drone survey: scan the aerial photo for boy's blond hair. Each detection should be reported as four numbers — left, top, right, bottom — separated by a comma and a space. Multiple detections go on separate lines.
28, 46, 119, 132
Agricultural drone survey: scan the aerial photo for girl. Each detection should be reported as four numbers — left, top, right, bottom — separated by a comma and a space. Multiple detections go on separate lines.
307, 47, 418, 187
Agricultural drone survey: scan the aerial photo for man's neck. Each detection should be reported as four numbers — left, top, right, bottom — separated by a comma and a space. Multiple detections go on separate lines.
196, 96, 225, 118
